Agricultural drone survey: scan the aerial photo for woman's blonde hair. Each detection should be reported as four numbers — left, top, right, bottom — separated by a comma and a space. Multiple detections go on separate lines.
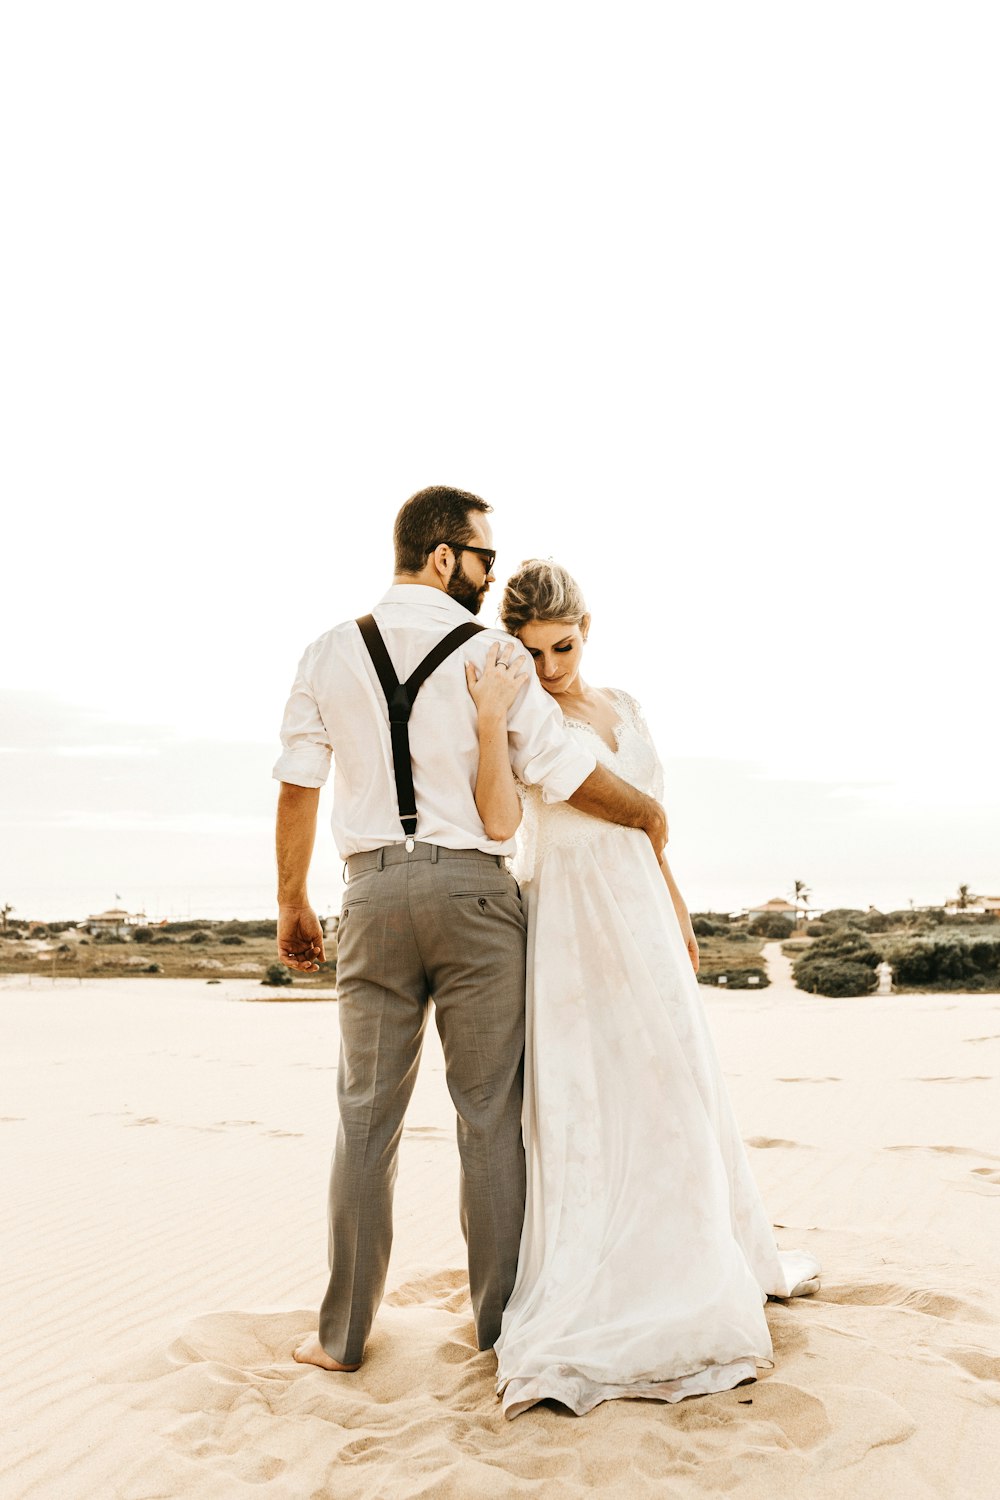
500, 559, 588, 637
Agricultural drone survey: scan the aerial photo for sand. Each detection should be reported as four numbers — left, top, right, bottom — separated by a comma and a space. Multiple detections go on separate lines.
2, 942, 998, 1499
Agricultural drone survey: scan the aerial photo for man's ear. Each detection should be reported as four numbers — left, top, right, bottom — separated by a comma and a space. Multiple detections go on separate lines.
432, 543, 453, 580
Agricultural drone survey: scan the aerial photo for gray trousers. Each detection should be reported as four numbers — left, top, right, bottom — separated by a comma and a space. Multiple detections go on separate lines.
318, 842, 528, 1364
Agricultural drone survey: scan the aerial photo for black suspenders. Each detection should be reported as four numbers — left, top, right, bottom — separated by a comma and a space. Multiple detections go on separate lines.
356, 613, 485, 846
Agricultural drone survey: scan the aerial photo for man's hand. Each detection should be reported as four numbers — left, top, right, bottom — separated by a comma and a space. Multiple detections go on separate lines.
643, 801, 668, 860
278, 905, 326, 972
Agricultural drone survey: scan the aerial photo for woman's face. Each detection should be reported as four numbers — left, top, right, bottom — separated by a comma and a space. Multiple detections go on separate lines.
517, 617, 589, 697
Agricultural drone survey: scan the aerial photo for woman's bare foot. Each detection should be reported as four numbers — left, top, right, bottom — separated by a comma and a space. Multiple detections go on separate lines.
292, 1333, 361, 1371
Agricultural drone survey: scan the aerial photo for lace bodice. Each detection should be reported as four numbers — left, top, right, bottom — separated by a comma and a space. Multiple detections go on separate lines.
515, 688, 664, 881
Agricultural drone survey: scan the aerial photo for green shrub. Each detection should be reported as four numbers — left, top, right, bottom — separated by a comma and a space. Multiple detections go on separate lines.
794, 958, 877, 996
187, 931, 210, 945
692, 917, 725, 937
699, 968, 769, 989
144, 962, 162, 974
889, 937, 1000, 987
162, 920, 213, 934
262, 963, 292, 987
891, 942, 932, 984
217, 920, 278, 938
748, 915, 794, 939
821, 908, 865, 928
132, 927, 152, 943
857, 911, 891, 933
220, 934, 244, 945
810, 929, 879, 966
806, 923, 827, 937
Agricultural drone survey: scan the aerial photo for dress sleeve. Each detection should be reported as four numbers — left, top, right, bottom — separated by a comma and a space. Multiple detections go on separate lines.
506, 649, 597, 803
271, 644, 333, 788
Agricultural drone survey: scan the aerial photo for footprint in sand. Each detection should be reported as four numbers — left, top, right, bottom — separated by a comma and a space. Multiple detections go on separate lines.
908, 1076, 990, 1083
745, 1137, 813, 1150
964, 1033, 1000, 1044
776, 1077, 841, 1083
403, 1125, 450, 1140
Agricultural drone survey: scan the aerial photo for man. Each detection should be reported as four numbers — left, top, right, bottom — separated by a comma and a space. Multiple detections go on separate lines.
274, 485, 667, 1372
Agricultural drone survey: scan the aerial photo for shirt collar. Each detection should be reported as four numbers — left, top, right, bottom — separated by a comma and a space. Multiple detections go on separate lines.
378, 583, 478, 622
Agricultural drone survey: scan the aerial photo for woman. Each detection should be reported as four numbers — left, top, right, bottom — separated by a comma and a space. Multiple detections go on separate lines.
465, 559, 820, 1419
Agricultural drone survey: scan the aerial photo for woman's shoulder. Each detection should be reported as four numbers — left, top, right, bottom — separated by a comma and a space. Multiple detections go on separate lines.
603, 686, 645, 724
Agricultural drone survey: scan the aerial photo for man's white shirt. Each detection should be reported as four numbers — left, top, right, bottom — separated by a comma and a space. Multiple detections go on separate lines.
273, 584, 597, 858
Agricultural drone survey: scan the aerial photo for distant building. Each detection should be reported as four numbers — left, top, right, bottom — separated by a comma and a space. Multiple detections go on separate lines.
85, 907, 146, 938
746, 898, 801, 923
943, 894, 1000, 917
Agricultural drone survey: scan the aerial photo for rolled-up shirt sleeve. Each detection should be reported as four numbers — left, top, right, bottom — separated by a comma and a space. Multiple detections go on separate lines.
272, 648, 333, 788
506, 656, 596, 803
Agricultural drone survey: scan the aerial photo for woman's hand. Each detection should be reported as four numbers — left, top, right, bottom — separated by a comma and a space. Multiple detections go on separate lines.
465, 641, 529, 719
679, 916, 700, 974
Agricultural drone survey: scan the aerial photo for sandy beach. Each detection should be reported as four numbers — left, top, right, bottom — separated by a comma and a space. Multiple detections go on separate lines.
2, 942, 998, 1499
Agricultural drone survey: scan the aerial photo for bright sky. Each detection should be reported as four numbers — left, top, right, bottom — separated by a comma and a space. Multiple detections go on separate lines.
2, 3, 997, 921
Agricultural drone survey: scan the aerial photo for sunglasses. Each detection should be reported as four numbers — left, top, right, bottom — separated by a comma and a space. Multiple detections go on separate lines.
436, 541, 496, 574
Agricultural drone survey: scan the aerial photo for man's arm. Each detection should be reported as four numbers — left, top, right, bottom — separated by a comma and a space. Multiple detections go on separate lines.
275, 782, 326, 972
567, 765, 668, 858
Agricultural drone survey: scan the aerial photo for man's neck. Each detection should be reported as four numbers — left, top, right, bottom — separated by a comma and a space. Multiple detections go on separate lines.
392, 572, 447, 593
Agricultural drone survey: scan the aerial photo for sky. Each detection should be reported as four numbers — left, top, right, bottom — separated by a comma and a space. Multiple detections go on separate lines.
1, 2, 998, 922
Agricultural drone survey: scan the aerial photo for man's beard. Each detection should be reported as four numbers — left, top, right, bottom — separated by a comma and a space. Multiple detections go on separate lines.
446, 558, 487, 615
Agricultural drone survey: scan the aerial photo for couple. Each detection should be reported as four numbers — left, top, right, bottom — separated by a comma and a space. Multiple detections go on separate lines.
273, 485, 819, 1419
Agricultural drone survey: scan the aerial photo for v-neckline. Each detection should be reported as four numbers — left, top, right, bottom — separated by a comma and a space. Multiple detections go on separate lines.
561, 690, 626, 756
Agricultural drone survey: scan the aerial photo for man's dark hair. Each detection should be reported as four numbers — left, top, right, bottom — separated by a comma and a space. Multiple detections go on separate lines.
393, 486, 492, 574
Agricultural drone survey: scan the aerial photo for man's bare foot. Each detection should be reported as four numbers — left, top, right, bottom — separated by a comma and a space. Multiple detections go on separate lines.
292, 1333, 361, 1372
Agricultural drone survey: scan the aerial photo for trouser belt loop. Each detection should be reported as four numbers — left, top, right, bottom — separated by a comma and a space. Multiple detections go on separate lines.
376, 847, 385, 872
430, 844, 439, 864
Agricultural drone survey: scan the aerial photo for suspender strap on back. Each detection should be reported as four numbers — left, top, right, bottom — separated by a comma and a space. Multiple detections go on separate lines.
356, 613, 485, 841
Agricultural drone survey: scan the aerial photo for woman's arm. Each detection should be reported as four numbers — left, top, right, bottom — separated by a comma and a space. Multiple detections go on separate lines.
465, 642, 530, 841
661, 854, 699, 973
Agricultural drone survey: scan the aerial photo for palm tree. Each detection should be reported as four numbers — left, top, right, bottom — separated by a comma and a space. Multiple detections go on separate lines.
956, 884, 974, 910
792, 880, 811, 926
0, 902, 12, 934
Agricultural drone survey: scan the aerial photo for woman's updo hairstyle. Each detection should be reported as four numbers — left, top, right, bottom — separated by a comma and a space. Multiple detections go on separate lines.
500, 559, 588, 637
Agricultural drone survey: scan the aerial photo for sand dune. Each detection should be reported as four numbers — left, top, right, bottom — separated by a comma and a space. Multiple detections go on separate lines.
2, 947, 998, 1498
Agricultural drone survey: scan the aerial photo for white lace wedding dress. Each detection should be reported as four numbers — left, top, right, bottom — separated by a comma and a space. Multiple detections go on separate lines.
494, 689, 820, 1419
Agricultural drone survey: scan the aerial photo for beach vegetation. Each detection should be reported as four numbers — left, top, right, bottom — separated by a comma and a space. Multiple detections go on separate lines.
692, 917, 727, 937
220, 933, 245, 945
187, 930, 210, 944
889, 937, 1000, 989
262, 963, 293, 987
820, 908, 866, 928
132, 927, 152, 943
217, 919, 279, 938
794, 958, 877, 997
749, 914, 794, 939
699, 967, 769, 989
